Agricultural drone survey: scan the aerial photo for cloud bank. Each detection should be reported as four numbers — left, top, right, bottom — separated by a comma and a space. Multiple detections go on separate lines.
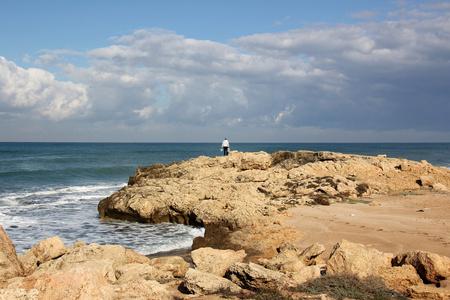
1, 3, 449, 142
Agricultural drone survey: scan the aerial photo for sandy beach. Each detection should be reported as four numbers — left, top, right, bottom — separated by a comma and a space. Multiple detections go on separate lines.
285, 191, 450, 258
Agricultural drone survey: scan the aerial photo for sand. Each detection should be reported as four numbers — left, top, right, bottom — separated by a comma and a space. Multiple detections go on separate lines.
285, 191, 450, 258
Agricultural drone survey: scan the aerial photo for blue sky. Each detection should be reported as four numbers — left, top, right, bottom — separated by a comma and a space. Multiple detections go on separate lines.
1, 0, 449, 142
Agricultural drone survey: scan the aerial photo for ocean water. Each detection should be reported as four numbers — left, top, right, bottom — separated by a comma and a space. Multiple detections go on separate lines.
1, 142, 449, 255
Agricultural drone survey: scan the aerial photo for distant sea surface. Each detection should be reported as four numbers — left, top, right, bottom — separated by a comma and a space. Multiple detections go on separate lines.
1, 142, 449, 255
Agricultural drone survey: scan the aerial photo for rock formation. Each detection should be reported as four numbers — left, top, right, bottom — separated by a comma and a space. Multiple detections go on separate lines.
98, 150, 450, 260
2, 150, 450, 299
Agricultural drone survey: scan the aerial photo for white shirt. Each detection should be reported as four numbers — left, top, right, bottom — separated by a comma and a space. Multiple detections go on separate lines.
222, 140, 230, 148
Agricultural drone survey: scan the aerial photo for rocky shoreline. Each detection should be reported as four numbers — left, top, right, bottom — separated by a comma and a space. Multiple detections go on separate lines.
1, 150, 450, 299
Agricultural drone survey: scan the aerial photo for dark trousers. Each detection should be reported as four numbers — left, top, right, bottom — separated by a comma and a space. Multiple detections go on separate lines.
223, 147, 229, 156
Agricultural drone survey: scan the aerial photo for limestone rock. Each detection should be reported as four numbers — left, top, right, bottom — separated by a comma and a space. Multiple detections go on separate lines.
98, 150, 450, 261
191, 247, 246, 276
432, 182, 447, 191
225, 262, 287, 290
299, 243, 326, 261
113, 278, 173, 300
258, 249, 307, 273
0, 225, 24, 285
115, 263, 172, 283
326, 240, 393, 278
148, 256, 190, 277
34, 243, 147, 283
6, 267, 114, 300
285, 265, 323, 287
393, 250, 450, 284
378, 265, 422, 294
0, 288, 39, 300
18, 236, 69, 276
419, 175, 435, 187
408, 283, 450, 300
193, 223, 302, 262
183, 268, 242, 295
259, 242, 326, 273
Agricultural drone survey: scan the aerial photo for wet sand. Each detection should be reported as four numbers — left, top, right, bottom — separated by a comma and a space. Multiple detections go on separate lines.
285, 191, 450, 258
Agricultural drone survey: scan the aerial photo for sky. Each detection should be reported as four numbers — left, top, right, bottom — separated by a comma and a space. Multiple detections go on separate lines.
1, 0, 450, 143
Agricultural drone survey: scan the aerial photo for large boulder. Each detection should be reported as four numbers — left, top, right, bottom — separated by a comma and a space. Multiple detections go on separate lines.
193, 224, 303, 262
378, 265, 422, 294
191, 247, 246, 276
183, 268, 242, 295
326, 240, 393, 277
259, 243, 325, 273
114, 263, 173, 284
285, 265, 323, 287
18, 236, 69, 276
408, 284, 450, 300
5, 267, 114, 300
0, 225, 24, 285
258, 248, 307, 273
148, 256, 190, 278
0, 288, 39, 299
113, 278, 173, 300
34, 243, 150, 283
225, 262, 288, 290
393, 250, 450, 284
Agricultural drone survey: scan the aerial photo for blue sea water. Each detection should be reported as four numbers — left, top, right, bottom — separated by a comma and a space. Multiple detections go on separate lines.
1, 142, 449, 255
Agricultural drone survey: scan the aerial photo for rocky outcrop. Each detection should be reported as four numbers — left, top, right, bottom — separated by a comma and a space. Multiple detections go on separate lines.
183, 268, 242, 295
392, 250, 450, 284
0, 225, 24, 286
3, 151, 450, 299
191, 247, 246, 276
1, 230, 450, 299
18, 236, 69, 276
326, 239, 394, 277
98, 150, 450, 261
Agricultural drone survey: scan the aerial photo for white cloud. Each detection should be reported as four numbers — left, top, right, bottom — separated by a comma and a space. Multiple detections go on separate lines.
0, 57, 90, 121
2, 1, 450, 142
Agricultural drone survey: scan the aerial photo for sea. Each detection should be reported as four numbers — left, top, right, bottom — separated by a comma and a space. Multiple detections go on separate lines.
1, 142, 449, 255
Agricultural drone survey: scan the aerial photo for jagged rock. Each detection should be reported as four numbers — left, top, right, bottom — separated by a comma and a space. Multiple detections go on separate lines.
259, 243, 325, 273
0, 288, 39, 299
113, 278, 173, 300
432, 182, 447, 191
408, 283, 450, 300
393, 250, 450, 284
71, 240, 87, 248
285, 265, 323, 287
326, 240, 393, 278
191, 247, 246, 276
34, 243, 150, 283
299, 243, 326, 261
193, 223, 302, 262
114, 263, 172, 283
225, 262, 288, 290
0, 225, 24, 285
378, 265, 422, 294
419, 175, 435, 187
6, 267, 114, 300
258, 249, 307, 273
183, 268, 242, 295
18, 236, 69, 276
98, 150, 450, 262
148, 256, 190, 278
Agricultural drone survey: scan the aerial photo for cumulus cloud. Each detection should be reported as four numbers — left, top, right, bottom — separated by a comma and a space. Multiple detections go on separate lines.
1, 1, 450, 141
0, 57, 90, 121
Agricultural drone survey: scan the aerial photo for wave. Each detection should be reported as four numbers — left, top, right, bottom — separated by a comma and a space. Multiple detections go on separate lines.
2, 182, 125, 206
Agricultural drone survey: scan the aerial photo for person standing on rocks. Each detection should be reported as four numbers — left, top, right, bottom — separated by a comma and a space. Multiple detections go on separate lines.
221, 138, 230, 156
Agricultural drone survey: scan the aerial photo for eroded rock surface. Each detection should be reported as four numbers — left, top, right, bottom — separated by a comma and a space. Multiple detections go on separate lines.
98, 150, 450, 260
